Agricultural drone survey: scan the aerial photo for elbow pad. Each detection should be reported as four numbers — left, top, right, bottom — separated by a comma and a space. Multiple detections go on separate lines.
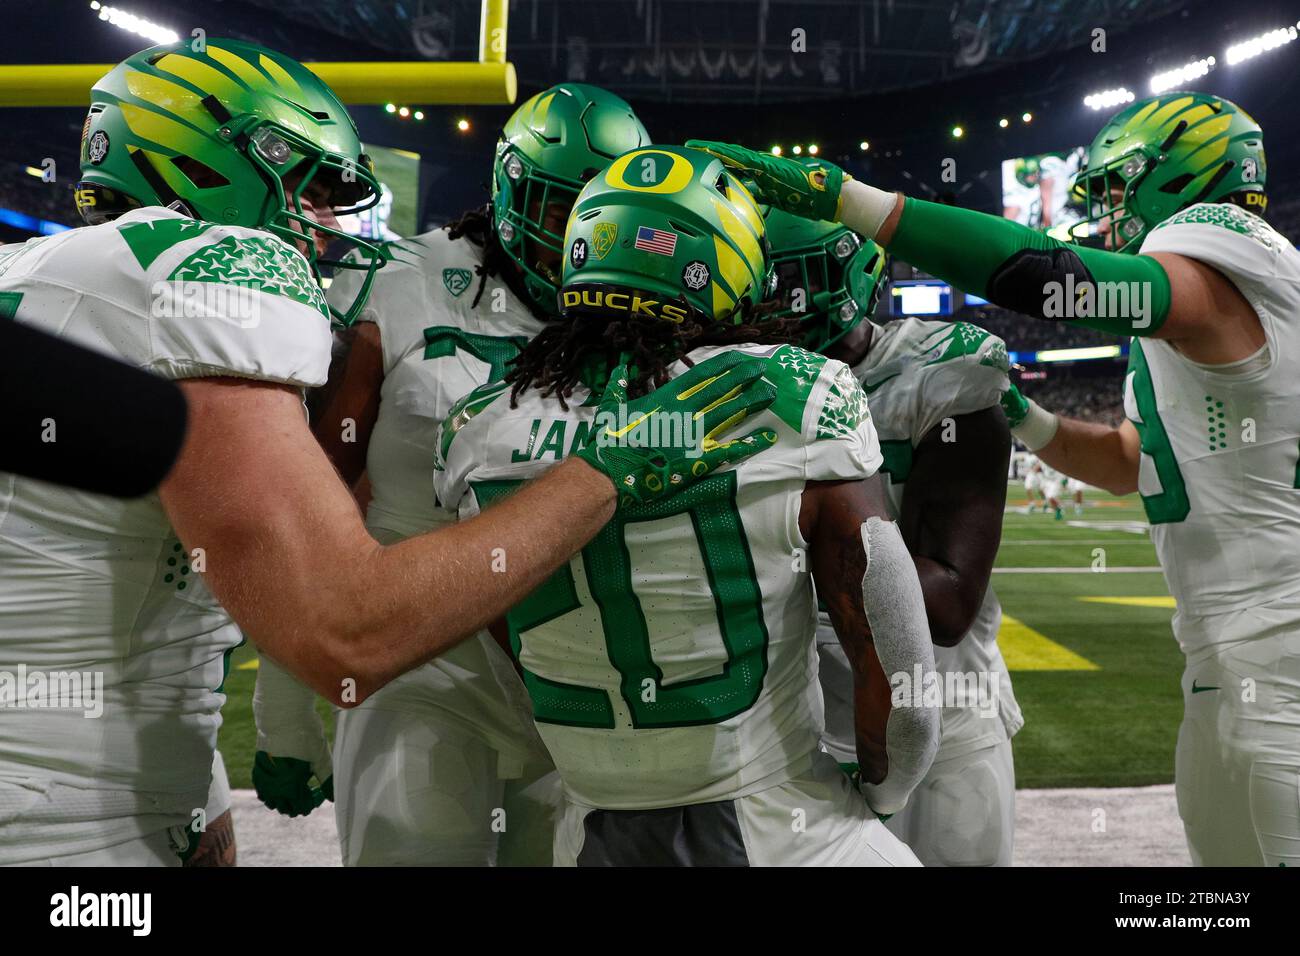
253, 654, 333, 777
889, 196, 1171, 337
858, 517, 940, 817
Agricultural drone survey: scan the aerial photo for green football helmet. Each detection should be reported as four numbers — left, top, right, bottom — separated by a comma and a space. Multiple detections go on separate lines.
75, 38, 387, 326
559, 145, 770, 325
764, 208, 884, 352
493, 83, 650, 313
1069, 92, 1267, 252
1014, 156, 1042, 189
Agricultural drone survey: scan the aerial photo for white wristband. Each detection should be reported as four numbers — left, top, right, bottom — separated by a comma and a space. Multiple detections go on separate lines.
1013, 398, 1060, 452
838, 179, 899, 240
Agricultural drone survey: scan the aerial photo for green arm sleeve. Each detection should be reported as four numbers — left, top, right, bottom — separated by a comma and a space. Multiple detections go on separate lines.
886, 196, 1172, 337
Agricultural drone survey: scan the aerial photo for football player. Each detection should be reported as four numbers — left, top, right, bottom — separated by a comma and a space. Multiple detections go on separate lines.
0, 42, 775, 866
1023, 458, 1044, 513
434, 147, 940, 866
766, 209, 1021, 865
1040, 462, 1064, 521
252, 84, 652, 866
1067, 476, 1087, 515
691, 90, 1300, 866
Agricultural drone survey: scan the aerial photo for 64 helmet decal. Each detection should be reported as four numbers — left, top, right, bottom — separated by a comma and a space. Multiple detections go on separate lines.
559, 145, 771, 326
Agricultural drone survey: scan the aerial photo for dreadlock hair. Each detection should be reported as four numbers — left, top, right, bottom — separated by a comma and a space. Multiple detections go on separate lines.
443, 202, 552, 322
504, 299, 802, 410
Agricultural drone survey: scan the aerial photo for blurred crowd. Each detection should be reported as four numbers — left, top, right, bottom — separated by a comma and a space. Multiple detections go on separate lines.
1015, 371, 1125, 426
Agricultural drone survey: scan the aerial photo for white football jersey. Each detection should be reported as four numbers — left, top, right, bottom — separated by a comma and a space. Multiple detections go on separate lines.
818, 319, 1024, 760
329, 228, 546, 539
1129, 203, 1300, 656
434, 343, 883, 809
0, 207, 332, 862
325, 227, 548, 765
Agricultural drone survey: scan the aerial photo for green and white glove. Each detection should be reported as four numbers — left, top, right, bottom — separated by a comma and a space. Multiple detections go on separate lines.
252, 656, 333, 818
1000, 382, 1031, 428
1000, 383, 1060, 451
576, 350, 779, 506
686, 140, 848, 222
252, 752, 333, 818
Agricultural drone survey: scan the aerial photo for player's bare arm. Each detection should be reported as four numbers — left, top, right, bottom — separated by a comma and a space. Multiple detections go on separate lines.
163, 347, 776, 706
899, 407, 1012, 646
311, 320, 385, 485
803, 476, 940, 812
162, 377, 614, 706
1038, 414, 1141, 496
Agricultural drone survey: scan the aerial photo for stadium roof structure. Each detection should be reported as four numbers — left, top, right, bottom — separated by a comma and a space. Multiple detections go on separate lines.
233, 0, 1195, 103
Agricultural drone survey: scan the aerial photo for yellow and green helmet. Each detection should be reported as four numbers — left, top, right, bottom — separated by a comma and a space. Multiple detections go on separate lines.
764, 208, 885, 352
1070, 92, 1267, 252
559, 145, 771, 325
493, 83, 650, 312
75, 38, 386, 325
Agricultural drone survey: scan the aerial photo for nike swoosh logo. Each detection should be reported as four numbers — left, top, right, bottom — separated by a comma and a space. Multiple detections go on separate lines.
1191, 681, 1221, 694
861, 372, 901, 395
605, 408, 660, 438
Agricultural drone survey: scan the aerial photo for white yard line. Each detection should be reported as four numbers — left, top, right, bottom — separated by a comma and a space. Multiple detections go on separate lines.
994, 566, 1164, 574
998, 539, 1152, 546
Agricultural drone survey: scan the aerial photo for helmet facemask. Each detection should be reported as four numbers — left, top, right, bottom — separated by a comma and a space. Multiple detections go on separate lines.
495, 144, 587, 308
1068, 151, 1152, 253
768, 220, 884, 353
240, 121, 389, 327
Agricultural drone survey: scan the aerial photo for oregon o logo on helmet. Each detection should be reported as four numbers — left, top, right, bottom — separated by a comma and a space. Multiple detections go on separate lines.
604, 149, 694, 194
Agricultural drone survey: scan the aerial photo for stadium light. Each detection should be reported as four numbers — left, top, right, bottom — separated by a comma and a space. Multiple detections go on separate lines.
456, 117, 470, 131
89, 2, 179, 45
1149, 56, 1215, 94
792, 145, 803, 155
998, 118, 1009, 128
951, 125, 964, 138
858, 141, 868, 151
807, 143, 819, 155
414, 110, 425, 121
771, 145, 783, 155
384, 103, 396, 114
1036, 345, 1123, 363
1083, 87, 1135, 111
1226, 25, 1298, 65
1021, 112, 1033, 123
398, 106, 410, 117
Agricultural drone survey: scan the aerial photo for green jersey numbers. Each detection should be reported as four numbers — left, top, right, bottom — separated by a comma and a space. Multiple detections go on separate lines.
0, 291, 23, 320
1126, 339, 1190, 524
422, 326, 530, 384
473, 471, 770, 729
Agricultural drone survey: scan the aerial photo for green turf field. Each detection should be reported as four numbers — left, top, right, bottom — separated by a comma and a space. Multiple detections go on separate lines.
217, 486, 1183, 791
